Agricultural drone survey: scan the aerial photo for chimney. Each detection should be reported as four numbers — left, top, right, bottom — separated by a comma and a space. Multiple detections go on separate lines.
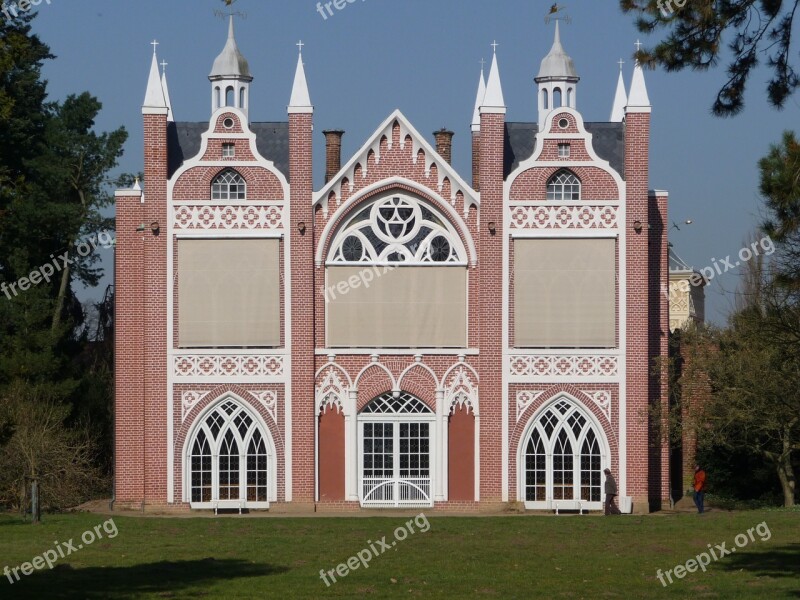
434, 128, 454, 164
323, 130, 345, 183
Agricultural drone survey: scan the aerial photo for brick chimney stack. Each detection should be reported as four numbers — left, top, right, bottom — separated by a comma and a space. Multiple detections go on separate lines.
434, 128, 454, 165
323, 130, 345, 183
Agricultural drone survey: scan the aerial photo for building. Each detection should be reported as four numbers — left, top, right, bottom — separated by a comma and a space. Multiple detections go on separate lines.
114, 19, 670, 513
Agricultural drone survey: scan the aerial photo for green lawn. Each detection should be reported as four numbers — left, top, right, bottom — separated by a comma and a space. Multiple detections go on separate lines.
0, 510, 798, 599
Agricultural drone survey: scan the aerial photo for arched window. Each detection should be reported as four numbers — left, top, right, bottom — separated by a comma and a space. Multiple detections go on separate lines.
567, 87, 573, 107
328, 195, 466, 264
546, 169, 581, 201
225, 86, 235, 107
211, 169, 246, 201
523, 398, 605, 509
553, 87, 562, 108
187, 399, 271, 506
359, 392, 435, 507
239, 87, 246, 109
542, 88, 549, 110
215, 86, 221, 110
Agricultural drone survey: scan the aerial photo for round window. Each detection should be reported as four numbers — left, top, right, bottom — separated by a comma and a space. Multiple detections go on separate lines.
558, 118, 569, 129
223, 117, 235, 129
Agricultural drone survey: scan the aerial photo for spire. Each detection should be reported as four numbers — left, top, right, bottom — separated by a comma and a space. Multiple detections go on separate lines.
627, 41, 651, 109
610, 61, 627, 122
536, 21, 578, 80
160, 61, 173, 122
471, 62, 487, 131
288, 42, 312, 113
143, 42, 167, 110
209, 16, 252, 81
481, 43, 505, 112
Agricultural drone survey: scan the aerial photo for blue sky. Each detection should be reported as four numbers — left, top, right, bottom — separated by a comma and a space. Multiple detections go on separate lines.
25, 0, 800, 324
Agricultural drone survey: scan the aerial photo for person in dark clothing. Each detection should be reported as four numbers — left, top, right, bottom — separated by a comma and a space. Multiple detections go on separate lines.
604, 468, 621, 515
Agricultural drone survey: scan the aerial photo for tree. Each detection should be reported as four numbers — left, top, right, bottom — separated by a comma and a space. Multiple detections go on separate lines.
620, 0, 800, 116
686, 304, 800, 506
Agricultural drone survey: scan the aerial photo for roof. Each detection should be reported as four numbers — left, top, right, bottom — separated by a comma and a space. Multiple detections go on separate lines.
537, 21, 578, 81
504, 121, 625, 178
669, 247, 693, 273
209, 17, 252, 81
167, 121, 290, 179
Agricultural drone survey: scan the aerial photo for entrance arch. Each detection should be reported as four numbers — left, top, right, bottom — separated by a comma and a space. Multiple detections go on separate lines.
518, 396, 610, 511
358, 392, 435, 508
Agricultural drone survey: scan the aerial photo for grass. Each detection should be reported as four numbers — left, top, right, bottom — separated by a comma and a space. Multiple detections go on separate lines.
0, 510, 798, 598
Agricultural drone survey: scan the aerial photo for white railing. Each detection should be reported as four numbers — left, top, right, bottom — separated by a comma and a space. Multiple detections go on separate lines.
361, 477, 432, 508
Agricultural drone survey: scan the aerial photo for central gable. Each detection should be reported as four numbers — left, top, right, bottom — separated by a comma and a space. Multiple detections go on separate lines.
313, 110, 478, 218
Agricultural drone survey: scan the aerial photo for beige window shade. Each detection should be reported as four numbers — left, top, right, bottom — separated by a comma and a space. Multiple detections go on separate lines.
178, 239, 280, 347
327, 266, 467, 348
514, 239, 616, 348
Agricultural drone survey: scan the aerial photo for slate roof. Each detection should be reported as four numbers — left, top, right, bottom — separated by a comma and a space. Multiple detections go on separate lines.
167, 121, 290, 179
504, 122, 625, 179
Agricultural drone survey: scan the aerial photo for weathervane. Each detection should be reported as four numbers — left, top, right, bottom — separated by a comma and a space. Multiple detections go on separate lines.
545, 3, 571, 24
214, 0, 247, 20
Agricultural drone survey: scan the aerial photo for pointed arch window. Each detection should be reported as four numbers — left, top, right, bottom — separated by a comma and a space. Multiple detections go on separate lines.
212, 169, 246, 201
187, 399, 272, 507
523, 398, 606, 509
546, 169, 581, 201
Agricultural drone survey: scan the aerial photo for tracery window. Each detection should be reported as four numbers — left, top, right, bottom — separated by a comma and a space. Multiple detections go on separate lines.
328, 195, 466, 264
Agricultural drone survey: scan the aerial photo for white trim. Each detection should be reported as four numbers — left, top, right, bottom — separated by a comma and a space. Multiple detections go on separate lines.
316, 348, 479, 356
510, 229, 619, 239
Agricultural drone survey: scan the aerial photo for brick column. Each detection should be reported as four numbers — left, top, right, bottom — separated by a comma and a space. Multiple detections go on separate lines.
142, 110, 169, 506
114, 188, 145, 507
289, 109, 315, 504
478, 109, 505, 502
624, 109, 651, 512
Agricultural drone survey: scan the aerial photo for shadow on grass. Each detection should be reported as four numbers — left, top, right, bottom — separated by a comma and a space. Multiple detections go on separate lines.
5, 558, 288, 599
720, 543, 800, 596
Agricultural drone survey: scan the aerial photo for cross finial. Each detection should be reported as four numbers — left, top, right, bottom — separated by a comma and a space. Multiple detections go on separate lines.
479, 58, 486, 72
297, 40, 304, 54
617, 58, 625, 71
160, 59, 168, 74
491, 40, 499, 53
634, 39, 643, 52
151, 39, 159, 54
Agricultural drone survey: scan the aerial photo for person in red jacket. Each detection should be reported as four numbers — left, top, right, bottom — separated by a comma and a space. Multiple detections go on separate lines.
693, 464, 706, 514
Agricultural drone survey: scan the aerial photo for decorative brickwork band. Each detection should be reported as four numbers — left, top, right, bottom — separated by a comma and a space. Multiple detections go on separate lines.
509, 354, 619, 379
174, 354, 285, 380
509, 205, 618, 230
172, 204, 284, 231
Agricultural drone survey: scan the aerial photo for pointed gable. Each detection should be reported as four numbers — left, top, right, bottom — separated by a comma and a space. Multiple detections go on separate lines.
313, 110, 478, 217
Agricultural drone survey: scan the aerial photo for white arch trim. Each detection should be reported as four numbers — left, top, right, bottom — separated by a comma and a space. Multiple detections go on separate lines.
398, 360, 441, 391
353, 360, 398, 392
315, 177, 478, 267
515, 393, 612, 508
181, 392, 279, 506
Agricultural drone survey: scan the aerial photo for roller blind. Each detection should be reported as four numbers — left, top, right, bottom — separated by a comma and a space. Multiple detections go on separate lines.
327, 266, 467, 348
178, 239, 280, 347
514, 239, 616, 347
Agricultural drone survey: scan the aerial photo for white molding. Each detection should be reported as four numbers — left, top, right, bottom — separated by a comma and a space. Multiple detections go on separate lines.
515, 390, 544, 422
508, 354, 620, 383
172, 204, 285, 231
316, 348, 479, 356
509, 204, 619, 231
172, 353, 286, 384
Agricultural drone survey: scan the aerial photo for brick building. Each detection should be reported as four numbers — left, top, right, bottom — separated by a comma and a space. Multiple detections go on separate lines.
114, 20, 670, 513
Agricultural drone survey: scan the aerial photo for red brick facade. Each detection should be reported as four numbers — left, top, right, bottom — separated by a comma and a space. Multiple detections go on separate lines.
114, 35, 668, 514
